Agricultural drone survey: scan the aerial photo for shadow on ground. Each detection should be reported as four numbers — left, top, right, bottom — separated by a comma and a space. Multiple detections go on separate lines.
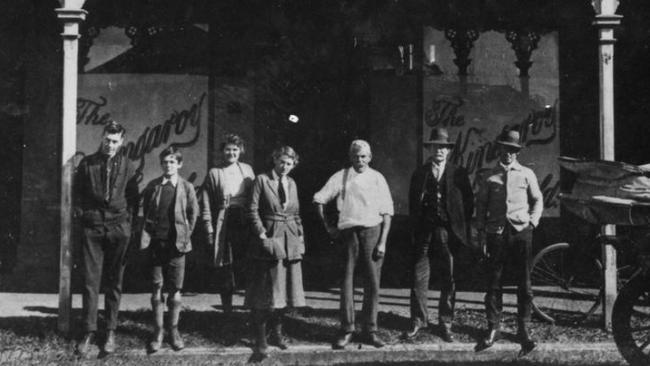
2, 304, 612, 357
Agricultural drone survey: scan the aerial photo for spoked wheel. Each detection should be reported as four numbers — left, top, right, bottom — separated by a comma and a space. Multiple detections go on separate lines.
613, 276, 650, 366
530, 242, 602, 324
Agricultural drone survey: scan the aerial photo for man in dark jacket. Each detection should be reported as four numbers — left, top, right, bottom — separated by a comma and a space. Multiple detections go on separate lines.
403, 128, 474, 342
74, 121, 139, 356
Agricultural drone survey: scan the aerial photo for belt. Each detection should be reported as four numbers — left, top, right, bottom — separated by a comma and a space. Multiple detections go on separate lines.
262, 214, 299, 222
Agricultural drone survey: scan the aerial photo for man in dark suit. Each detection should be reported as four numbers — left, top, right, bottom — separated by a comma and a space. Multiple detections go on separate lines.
403, 127, 474, 342
74, 121, 139, 356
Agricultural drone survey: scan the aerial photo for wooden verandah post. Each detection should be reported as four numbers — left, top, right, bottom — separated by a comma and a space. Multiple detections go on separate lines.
591, 0, 622, 331
55, 0, 87, 334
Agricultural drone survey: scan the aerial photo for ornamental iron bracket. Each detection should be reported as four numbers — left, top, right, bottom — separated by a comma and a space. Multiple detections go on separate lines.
445, 28, 479, 76
505, 30, 540, 77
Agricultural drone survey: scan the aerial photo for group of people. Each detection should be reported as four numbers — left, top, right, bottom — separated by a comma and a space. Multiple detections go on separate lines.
403, 127, 543, 357
73, 121, 543, 359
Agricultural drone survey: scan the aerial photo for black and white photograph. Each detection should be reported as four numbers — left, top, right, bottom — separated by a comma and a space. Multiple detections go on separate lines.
1, 1, 650, 365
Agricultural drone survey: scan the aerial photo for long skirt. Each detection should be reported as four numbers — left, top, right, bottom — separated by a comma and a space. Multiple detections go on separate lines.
244, 258, 306, 310
213, 207, 249, 293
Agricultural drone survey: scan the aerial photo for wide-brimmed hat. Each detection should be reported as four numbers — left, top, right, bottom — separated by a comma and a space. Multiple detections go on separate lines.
495, 129, 522, 149
424, 128, 455, 147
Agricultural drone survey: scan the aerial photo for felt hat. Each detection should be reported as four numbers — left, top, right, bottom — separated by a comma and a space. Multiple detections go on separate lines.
495, 129, 522, 149
424, 128, 455, 147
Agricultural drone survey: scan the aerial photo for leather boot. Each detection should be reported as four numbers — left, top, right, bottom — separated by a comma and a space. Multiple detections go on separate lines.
220, 292, 233, 314
252, 309, 269, 359
269, 311, 288, 350
148, 297, 165, 353
168, 295, 185, 351
517, 322, 536, 356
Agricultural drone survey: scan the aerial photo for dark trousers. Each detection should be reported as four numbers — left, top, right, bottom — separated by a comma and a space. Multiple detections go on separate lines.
81, 222, 130, 332
340, 225, 383, 333
410, 224, 458, 327
484, 225, 533, 327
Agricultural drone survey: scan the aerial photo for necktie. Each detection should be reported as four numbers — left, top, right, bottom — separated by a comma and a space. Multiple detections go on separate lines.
278, 178, 287, 206
432, 165, 440, 181
104, 157, 113, 202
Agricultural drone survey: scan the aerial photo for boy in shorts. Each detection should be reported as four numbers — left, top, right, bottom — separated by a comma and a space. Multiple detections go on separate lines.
140, 146, 199, 352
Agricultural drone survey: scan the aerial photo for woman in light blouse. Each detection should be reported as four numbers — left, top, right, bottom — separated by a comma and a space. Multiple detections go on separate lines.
200, 134, 255, 313
245, 146, 306, 359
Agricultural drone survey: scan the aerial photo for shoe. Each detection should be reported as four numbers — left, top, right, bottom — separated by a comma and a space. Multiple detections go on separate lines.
269, 316, 289, 350
402, 323, 421, 339
169, 327, 185, 351
269, 331, 289, 350
517, 325, 536, 356
249, 350, 268, 363
364, 332, 385, 348
519, 339, 537, 356
476, 326, 500, 351
333, 332, 353, 349
148, 328, 164, 353
76, 332, 95, 356
440, 324, 455, 343
103, 330, 116, 354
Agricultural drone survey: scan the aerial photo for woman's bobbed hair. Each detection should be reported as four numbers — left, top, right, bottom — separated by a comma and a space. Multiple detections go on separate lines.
271, 145, 299, 167
220, 133, 245, 154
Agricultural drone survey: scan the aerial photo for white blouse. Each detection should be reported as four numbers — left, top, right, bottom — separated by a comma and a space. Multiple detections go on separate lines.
222, 163, 246, 205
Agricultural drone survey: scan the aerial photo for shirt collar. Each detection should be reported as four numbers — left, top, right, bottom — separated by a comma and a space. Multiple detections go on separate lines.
271, 169, 285, 182
102, 148, 123, 160
499, 160, 522, 171
431, 160, 446, 171
162, 175, 178, 187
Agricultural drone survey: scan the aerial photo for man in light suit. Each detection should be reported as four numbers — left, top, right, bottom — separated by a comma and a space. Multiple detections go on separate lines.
476, 129, 543, 355
403, 127, 474, 342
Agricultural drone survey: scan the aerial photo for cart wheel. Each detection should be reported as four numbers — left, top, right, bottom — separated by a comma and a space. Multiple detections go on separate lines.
531, 242, 602, 324
613, 276, 650, 366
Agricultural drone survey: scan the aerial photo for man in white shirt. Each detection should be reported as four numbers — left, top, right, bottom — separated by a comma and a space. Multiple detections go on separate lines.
314, 140, 394, 349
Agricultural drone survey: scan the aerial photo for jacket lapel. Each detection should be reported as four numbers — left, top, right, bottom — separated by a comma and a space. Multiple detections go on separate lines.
286, 178, 297, 211
90, 155, 104, 196
265, 171, 280, 201
174, 178, 185, 223
420, 165, 431, 199
444, 163, 454, 186
443, 163, 455, 204
288, 178, 295, 202
148, 177, 163, 216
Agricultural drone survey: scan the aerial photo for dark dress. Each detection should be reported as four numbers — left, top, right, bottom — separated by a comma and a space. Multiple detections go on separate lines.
200, 162, 255, 291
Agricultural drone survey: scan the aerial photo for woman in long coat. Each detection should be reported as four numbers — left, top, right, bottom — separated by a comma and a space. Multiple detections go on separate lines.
245, 146, 306, 358
200, 134, 255, 312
